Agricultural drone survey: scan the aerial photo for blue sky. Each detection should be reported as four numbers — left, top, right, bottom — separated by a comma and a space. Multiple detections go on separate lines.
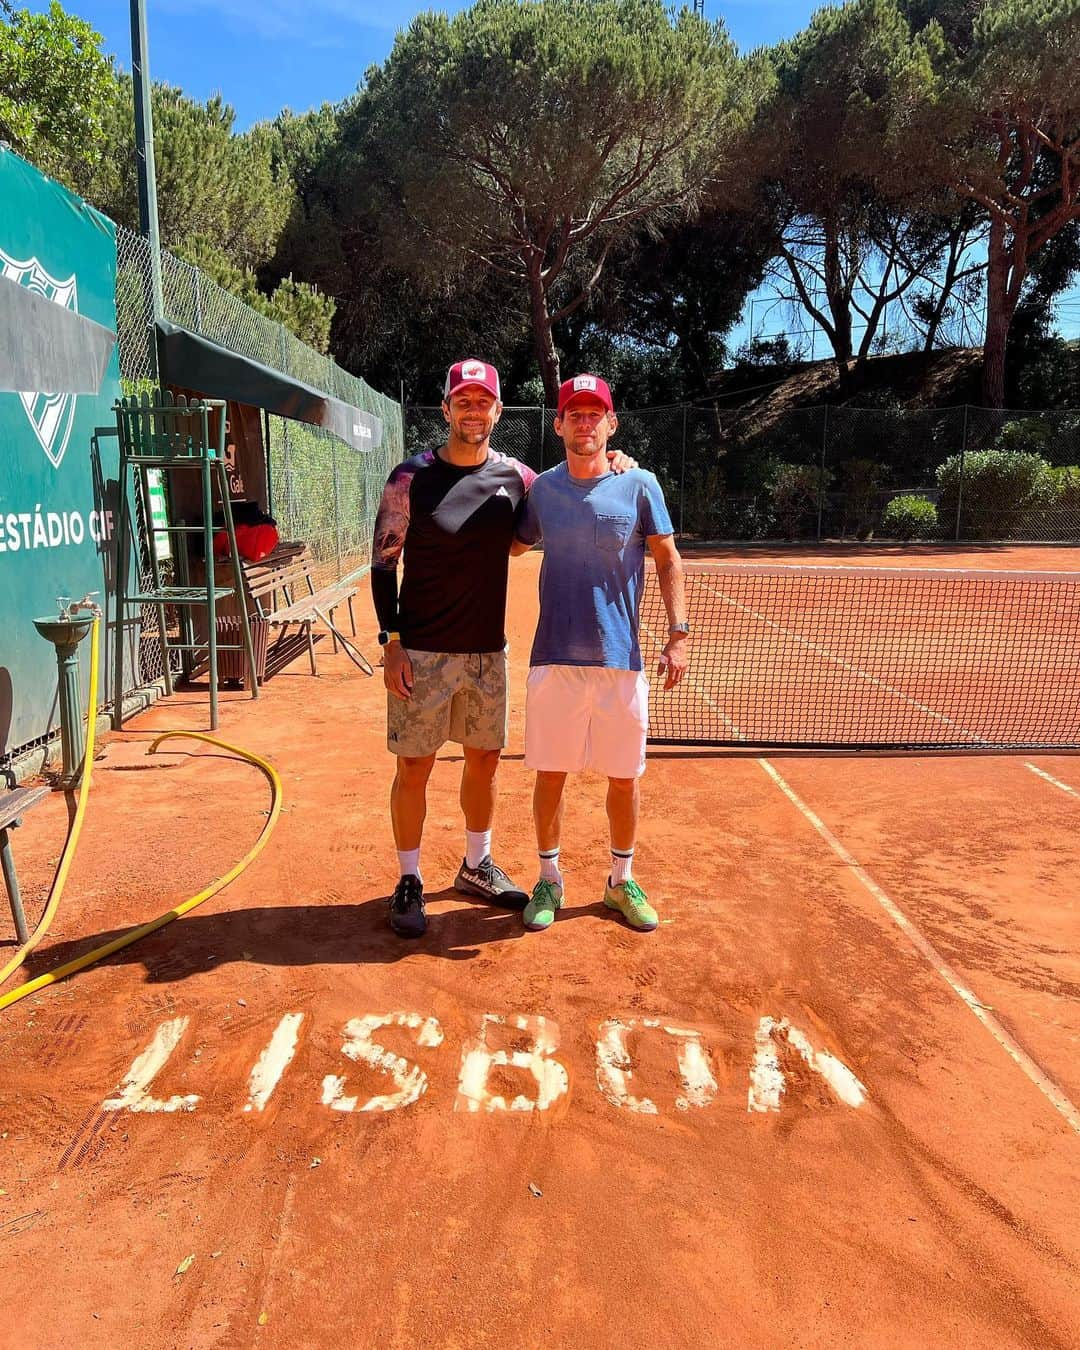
48, 0, 819, 128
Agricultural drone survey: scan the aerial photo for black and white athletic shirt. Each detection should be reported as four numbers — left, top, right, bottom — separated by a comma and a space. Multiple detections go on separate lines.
371, 448, 537, 654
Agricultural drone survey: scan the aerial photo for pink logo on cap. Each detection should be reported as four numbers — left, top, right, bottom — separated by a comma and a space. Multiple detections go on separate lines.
444, 359, 501, 401
557, 373, 614, 416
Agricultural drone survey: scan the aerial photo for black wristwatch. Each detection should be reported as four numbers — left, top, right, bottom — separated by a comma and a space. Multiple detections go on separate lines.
669, 622, 690, 637
377, 630, 401, 646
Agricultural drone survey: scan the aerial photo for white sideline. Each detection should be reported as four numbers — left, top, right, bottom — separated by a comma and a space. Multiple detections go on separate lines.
758, 757, 1080, 1137
640, 620, 1080, 1137
1025, 762, 1080, 798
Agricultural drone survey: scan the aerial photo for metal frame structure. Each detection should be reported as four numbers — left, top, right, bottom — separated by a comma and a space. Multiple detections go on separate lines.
112, 391, 259, 730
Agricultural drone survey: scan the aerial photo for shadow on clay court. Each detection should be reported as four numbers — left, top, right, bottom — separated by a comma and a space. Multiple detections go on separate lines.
20, 890, 613, 983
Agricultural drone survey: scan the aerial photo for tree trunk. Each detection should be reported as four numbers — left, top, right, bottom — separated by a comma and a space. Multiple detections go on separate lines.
823, 214, 854, 389
982, 214, 1017, 409
527, 264, 562, 404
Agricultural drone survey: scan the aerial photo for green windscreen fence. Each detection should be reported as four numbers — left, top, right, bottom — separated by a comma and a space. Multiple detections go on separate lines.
0, 147, 128, 767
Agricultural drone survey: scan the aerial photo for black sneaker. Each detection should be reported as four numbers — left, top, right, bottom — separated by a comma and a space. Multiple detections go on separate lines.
454, 856, 530, 910
388, 874, 427, 937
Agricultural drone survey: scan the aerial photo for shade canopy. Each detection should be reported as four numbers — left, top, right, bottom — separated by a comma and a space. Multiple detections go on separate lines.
156, 319, 383, 452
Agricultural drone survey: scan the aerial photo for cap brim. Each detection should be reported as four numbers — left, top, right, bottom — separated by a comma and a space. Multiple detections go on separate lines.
560, 392, 613, 414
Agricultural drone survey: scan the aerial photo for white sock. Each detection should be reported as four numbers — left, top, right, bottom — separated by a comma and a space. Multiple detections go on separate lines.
466, 829, 492, 869
539, 848, 563, 884
610, 848, 633, 886
397, 847, 421, 880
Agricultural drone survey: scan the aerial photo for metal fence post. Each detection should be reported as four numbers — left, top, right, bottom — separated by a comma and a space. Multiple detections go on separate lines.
539, 405, 546, 471
278, 325, 291, 534
679, 403, 688, 537
955, 404, 969, 541
332, 441, 343, 580
264, 408, 273, 519
816, 405, 829, 543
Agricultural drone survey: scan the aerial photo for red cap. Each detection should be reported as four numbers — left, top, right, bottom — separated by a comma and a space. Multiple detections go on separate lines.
557, 373, 614, 417
444, 359, 501, 402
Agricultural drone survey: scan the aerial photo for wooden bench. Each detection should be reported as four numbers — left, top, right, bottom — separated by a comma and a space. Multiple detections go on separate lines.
2, 785, 49, 944
241, 544, 363, 676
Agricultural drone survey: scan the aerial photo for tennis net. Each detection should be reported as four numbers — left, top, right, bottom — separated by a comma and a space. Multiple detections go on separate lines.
640, 563, 1080, 749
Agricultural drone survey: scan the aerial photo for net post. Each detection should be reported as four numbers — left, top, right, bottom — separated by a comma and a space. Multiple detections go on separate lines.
816, 405, 829, 543
679, 403, 688, 537
954, 404, 969, 542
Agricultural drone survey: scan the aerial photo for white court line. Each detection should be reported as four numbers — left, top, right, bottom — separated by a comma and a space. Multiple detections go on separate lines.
1025, 762, 1080, 798
641, 623, 1080, 1137
758, 758, 1080, 1138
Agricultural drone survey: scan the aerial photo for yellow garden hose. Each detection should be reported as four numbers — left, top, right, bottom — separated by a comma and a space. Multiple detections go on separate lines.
0, 615, 102, 989
0, 619, 283, 1014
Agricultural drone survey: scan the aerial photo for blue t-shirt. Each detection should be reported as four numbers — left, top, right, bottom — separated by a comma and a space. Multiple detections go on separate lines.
516, 464, 674, 670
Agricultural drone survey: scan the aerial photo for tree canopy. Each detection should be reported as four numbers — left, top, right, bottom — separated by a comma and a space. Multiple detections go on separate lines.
5, 0, 1080, 405
0, 0, 115, 195
340, 0, 763, 399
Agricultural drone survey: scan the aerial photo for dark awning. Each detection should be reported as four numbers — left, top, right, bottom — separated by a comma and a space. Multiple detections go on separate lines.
0, 270, 117, 393
156, 319, 383, 452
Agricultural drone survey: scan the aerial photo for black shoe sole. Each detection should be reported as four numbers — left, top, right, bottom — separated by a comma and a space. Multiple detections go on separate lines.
389, 918, 427, 938
454, 876, 529, 911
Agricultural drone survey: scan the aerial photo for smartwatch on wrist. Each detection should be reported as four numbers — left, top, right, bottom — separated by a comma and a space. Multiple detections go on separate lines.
378, 630, 401, 646
669, 622, 690, 637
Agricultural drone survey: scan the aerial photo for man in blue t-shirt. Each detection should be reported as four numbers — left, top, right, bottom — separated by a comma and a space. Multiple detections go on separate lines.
513, 374, 689, 933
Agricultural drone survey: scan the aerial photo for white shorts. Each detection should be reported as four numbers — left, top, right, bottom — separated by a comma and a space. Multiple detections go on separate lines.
524, 665, 649, 779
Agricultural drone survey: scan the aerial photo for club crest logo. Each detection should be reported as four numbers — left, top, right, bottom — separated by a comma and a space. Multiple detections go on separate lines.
0, 247, 79, 469
461, 361, 487, 380
573, 375, 597, 392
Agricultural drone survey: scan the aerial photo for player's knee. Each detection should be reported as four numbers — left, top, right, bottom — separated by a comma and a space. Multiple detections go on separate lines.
607, 776, 637, 795
396, 754, 436, 787
465, 747, 501, 780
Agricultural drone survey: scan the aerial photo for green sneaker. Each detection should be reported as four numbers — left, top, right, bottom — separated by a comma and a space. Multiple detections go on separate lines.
523, 878, 563, 931
603, 878, 658, 932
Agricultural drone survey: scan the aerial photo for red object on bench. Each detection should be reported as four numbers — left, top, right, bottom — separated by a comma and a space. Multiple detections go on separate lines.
214, 522, 279, 562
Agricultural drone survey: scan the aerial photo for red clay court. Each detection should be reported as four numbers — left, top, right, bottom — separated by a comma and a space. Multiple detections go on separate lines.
0, 544, 1078, 1347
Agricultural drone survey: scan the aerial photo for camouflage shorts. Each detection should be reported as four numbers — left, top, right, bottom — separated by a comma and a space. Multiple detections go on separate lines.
387, 648, 509, 757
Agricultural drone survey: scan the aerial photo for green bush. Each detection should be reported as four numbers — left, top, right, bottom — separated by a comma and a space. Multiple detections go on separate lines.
681, 465, 725, 538
838, 458, 889, 539
994, 417, 1053, 457
766, 462, 828, 541
881, 494, 939, 541
936, 449, 1055, 539
1051, 464, 1080, 508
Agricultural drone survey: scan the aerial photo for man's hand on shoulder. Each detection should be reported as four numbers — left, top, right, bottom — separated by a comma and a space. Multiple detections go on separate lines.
607, 449, 638, 474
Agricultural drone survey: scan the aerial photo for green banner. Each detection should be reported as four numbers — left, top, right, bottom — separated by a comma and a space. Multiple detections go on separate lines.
0, 147, 124, 764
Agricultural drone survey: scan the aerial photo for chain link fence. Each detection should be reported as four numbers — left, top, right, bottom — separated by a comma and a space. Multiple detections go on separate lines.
114, 225, 403, 691
406, 402, 1080, 543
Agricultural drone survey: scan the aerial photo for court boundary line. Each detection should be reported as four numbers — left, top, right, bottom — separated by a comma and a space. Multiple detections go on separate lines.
639, 619, 1080, 1137
757, 758, 1080, 1138
682, 561, 1080, 583
1025, 763, 1080, 798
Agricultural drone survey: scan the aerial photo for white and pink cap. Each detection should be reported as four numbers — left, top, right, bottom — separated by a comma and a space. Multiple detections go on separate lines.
444, 359, 501, 402
557, 373, 614, 416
